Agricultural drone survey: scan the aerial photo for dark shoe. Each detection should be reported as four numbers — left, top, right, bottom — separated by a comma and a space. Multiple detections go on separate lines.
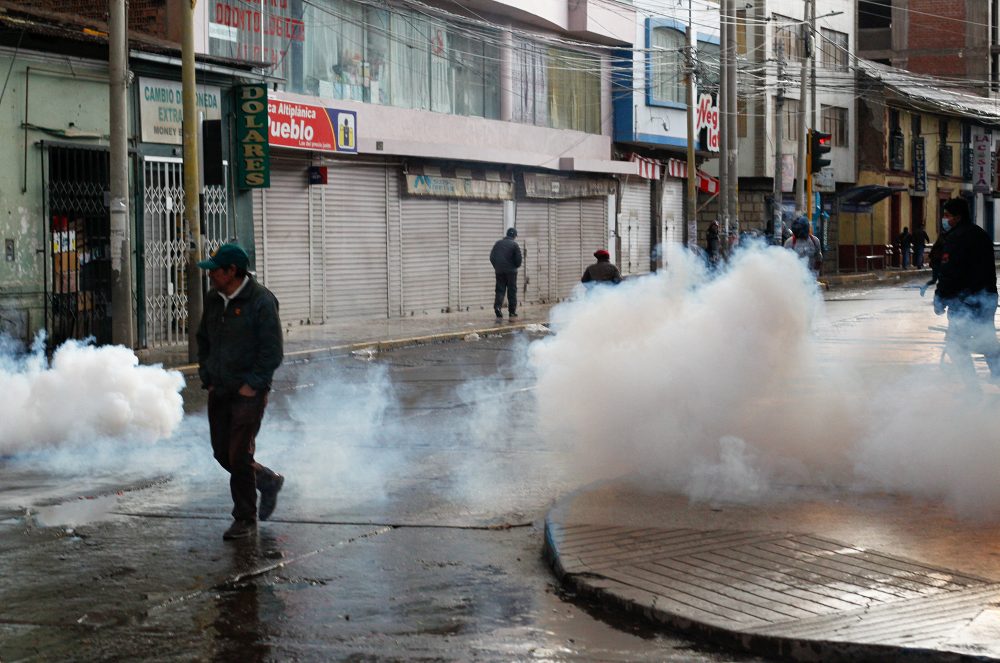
223, 520, 257, 540
494, 309, 502, 319
258, 474, 285, 521
509, 313, 518, 318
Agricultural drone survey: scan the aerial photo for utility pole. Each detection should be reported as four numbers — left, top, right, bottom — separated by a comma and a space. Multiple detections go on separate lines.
685, 0, 697, 249
773, 42, 785, 245
808, 0, 818, 226
718, 0, 729, 246
726, 0, 738, 238
109, 0, 133, 348
794, 0, 810, 213
183, 0, 203, 362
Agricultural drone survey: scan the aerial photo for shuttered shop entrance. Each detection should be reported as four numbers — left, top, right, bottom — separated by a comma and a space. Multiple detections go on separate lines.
321, 163, 390, 318
458, 201, 505, 311
619, 179, 652, 276
253, 157, 314, 325
400, 196, 449, 315
662, 179, 685, 248
514, 201, 551, 304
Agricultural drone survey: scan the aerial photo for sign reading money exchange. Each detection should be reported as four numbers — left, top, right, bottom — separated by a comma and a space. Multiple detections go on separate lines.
139, 77, 221, 144
235, 85, 270, 188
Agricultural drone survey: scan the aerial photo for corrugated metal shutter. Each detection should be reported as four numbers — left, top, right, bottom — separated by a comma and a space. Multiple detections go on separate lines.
554, 199, 584, 299
458, 201, 505, 311
514, 201, 551, 303
662, 179, 685, 248
255, 157, 312, 325
620, 179, 651, 276
400, 196, 449, 314
323, 164, 389, 318
580, 197, 607, 257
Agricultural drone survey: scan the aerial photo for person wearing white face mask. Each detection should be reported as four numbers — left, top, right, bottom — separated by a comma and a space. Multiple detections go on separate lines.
932, 197, 1000, 385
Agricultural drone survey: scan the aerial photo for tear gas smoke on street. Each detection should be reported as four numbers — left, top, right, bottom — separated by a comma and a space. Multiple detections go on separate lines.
530, 244, 1000, 521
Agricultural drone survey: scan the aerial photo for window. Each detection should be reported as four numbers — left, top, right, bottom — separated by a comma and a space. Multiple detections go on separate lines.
697, 38, 720, 92
511, 39, 601, 133
738, 96, 747, 138
288, 1, 500, 119
773, 15, 802, 60
912, 114, 922, 137
821, 105, 848, 146
939, 118, 953, 176
820, 28, 848, 70
782, 97, 800, 142
735, 9, 748, 56
649, 24, 686, 105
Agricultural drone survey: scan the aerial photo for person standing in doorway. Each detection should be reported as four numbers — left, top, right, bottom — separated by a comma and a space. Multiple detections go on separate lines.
932, 198, 1000, 385
196, 243, 285, 540
490, 227, 522, 321
912, 225, 930, 269
896, 226, 911, 269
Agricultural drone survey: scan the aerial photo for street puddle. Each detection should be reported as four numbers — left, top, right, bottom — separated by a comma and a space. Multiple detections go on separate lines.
33, 494, 119, 528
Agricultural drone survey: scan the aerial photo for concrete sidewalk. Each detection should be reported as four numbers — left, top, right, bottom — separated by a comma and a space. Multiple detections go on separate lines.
545, 480, 1000, 662
138, 302, 555, 375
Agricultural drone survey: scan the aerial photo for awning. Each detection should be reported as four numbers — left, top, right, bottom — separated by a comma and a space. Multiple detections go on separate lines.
838, 185, 904, 213
629, 153, 661, 180
665, 158, 720, 195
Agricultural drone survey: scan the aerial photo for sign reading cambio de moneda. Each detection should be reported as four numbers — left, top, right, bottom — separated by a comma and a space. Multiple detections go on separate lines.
268, 95, 358, 154
235, 85, 270, 189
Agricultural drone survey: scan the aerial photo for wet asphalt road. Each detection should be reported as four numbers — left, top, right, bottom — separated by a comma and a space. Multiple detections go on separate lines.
1, 330, 768, 661
1, 278, 950, 662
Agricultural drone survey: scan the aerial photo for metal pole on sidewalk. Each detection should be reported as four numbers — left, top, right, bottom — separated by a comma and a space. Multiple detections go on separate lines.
686, 0, 697, 249
773, 42, 785, 245
726, 0, 738, 237
109, 0, 134, 348
795, 1, 810, 213
183, 0, 203, 362
718, 0, 729, 247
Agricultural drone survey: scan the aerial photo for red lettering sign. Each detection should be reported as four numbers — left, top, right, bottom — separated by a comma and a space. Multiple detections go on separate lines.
267, 95, 357, 154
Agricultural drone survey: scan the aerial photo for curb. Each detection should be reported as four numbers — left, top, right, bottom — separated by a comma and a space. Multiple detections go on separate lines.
543, 514, 993, 663
165, 321, 548, 376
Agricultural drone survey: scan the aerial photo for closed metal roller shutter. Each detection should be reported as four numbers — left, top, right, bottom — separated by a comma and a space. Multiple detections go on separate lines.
322, 163, 389, 318
514, 201, 551, 303
620, 179, 651, 276
662, 179, 684, 247
458, 201, 505, 311
580, 197, 607, 257
400, 196, 449, 314
254, 157, 312, 325
554, 199, 584, 299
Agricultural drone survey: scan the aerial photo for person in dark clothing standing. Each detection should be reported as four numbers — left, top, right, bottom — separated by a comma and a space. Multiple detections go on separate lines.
706, 220, 721, 268
581, 249, 622, 285
490, 227, 522, 320
196, 243, 285, 540
895, 226, 911, 269
911, 225, 930, 269
932, 198, 1000, 384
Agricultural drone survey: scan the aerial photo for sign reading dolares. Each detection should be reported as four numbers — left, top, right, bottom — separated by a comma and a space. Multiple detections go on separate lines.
235, 85, 270, 188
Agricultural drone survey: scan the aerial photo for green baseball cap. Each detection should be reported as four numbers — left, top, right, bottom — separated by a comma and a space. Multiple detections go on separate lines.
197, 243, 249, 270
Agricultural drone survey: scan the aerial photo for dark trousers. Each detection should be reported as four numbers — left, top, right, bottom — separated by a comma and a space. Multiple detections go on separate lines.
208, 389, 280, 522
494, 271, 518, 316
945, 294, 1000, 383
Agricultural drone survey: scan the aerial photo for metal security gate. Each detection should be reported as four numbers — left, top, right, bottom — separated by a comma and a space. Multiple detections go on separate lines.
662, 179, 684, 249
514, 201, 552, 304
400, 196, 449, 315
141, 156, 232, 347
45, 146, 111, 347
620, 179, 651, 276
458, 201, 504, 311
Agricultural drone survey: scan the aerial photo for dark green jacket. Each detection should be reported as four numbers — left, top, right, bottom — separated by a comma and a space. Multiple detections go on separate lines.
196, 277, 283, 394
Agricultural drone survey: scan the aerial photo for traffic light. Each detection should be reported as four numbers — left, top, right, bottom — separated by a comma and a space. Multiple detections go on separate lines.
809, 129, 832, 174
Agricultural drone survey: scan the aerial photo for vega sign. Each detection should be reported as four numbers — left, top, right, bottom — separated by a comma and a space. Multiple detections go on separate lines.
235, 85, 270, 188
695, 93, 720, 153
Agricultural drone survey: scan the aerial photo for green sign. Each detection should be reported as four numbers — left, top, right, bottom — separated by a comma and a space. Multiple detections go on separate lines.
235, 84, 270, 188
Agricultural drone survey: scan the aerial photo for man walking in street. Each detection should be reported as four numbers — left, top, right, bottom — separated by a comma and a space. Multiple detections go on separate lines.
196, 243, 285, 540
490, 227, 522, 321
783, 215, 823, 276
581, 249, 622, 285
932, 198, 1000, 386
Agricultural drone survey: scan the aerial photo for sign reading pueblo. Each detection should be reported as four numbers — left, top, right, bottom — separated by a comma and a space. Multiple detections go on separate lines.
268, 96, 357, 154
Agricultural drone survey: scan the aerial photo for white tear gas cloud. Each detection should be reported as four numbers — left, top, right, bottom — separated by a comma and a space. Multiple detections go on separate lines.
530, 244, 1000, 520
0, 336, 185, 455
